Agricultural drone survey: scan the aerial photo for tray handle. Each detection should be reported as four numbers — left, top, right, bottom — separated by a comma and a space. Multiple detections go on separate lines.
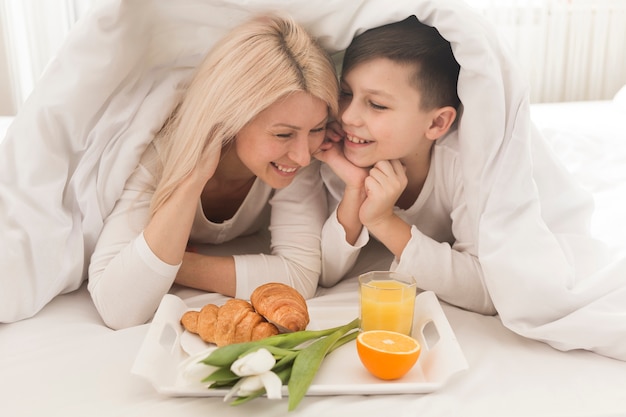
412, 291, 469, 383
131, 294, 188, 389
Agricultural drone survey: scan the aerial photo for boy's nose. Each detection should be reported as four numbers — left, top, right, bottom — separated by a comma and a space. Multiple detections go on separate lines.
340, 100, 360, 127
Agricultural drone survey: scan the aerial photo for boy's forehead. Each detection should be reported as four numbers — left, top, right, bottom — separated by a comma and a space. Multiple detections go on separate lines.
343, 57, 419, 93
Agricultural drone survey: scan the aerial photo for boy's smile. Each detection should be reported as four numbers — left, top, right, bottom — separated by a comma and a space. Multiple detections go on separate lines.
345, 133, 373, 145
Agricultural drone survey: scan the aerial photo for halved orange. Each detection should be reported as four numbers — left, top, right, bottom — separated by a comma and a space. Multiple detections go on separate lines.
356, 330, 421, 380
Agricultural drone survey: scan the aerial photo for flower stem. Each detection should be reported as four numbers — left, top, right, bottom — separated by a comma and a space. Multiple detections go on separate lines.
287, 318, 360, 411
202, 318, 360, 367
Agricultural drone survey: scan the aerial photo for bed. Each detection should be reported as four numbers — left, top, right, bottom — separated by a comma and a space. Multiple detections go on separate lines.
2, 1, 626, 416
1, 95, 625, 417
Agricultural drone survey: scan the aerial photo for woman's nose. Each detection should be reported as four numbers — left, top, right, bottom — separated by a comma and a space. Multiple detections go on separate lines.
289, 136, 312, 167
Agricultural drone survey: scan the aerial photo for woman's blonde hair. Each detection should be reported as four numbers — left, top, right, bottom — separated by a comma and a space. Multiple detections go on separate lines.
150, 13, 339, 216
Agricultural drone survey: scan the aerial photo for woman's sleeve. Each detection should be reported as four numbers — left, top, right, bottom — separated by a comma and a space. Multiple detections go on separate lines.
233, 162, 327, 300
87, 156, 181, 329
318, 208, 369, 287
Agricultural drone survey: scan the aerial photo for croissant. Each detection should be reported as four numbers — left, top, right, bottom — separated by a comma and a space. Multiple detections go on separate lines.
250, 282, 309, 332
180, 299, 278, 346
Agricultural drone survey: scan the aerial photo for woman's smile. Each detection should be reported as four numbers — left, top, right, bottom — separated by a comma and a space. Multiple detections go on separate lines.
271, 162, 298, 175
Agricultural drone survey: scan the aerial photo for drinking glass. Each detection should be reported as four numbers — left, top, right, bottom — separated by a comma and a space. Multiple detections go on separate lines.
358, 271, 417, 335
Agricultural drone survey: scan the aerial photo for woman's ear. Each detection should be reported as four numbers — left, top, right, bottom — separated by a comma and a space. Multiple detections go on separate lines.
425, 106, 457, 141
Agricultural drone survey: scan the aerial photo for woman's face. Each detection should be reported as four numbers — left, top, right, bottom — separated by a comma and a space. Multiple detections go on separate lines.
235, 91, 328, 189
338, 57, 435, 168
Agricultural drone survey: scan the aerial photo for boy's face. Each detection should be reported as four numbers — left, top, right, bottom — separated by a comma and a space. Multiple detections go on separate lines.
338, 57, 435, 168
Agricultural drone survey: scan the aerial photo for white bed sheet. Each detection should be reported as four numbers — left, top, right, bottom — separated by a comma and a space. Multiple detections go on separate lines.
2, 278, 625, 417
530, 98, 626, 260
2, 98, 626, 416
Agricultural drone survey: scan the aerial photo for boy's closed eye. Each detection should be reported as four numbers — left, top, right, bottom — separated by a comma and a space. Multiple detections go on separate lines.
340, 84, 389, 111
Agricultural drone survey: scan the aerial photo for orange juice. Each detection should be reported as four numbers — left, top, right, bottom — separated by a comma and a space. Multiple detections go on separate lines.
359, 273, 416, 335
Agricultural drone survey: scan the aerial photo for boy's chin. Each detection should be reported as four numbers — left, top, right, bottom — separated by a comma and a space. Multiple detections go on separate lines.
345, 155, 374, 169
344, 150, 372, 168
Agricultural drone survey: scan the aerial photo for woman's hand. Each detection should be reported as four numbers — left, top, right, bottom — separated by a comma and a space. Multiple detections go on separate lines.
185, 141, 222, 191
145, 142, 221, 266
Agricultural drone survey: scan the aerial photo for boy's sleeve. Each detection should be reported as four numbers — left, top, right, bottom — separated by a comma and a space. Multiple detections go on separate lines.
393, 146, 495, 315
392, 226, 495, 315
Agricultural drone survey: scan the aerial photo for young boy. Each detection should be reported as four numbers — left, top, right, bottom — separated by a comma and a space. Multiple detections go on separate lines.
315, 16, 496, 314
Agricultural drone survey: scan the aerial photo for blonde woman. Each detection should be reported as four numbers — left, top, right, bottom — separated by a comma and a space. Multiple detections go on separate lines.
88, 14, 338, 329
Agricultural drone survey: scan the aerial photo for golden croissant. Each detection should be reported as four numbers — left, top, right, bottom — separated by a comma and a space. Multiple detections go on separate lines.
180, 299, 278, 347
180, 282, 309, 346
250, 282, 310, 332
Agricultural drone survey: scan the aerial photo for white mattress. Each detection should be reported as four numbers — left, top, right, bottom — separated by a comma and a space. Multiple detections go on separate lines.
1, 98, 625, 416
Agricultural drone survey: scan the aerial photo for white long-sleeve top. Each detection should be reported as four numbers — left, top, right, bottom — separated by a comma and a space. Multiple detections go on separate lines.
88, 142, 327, 329
320, 133, 496, 315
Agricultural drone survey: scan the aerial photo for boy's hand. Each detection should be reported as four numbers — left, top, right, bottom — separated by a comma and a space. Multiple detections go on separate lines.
360, 159, 407, 227
324, 120, 345, 144
313, 122, 368, 189
312, 120, 344, 154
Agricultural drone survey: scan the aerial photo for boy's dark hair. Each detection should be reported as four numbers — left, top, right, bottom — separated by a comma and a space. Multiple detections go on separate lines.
342, 16, 461, 111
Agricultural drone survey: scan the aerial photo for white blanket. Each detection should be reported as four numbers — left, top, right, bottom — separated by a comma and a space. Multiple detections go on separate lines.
1, 0, 625, 360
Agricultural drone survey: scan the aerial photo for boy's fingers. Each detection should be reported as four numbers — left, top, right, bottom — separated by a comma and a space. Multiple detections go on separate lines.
325, 130, 344, 143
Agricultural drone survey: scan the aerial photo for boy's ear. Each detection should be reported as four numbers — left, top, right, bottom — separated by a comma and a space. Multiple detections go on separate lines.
425, 106, 457, 141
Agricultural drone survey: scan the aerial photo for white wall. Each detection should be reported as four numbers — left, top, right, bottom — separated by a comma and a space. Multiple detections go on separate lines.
0, 0, 625, 115
0, 0, 87, 116
0, 18, 15, 116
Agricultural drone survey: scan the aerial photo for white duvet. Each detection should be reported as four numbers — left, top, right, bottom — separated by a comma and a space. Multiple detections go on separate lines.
1, 0, 625, 360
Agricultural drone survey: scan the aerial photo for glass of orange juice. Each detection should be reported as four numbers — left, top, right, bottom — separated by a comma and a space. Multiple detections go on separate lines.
359, 271, 417, 335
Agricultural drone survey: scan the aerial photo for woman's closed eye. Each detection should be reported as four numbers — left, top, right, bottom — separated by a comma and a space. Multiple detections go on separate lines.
275, 126, 324, 139
275, 132, 294, 139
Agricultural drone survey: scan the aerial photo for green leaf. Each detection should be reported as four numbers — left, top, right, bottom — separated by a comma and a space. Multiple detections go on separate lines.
202, 367, 239, 383
228, 388, 265, 406
287, 318, 360, 411
202, 318, 360, 411
272, 351, 298, 371
202, 341, 274, 367
329, 330, 359, 354
202, 320, 360, 367
208, 379, 238, 389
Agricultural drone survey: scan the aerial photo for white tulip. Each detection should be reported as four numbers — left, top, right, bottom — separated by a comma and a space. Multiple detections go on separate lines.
178, 347, 219, 386
230, 348, 276, 376
223, 348, 283, 401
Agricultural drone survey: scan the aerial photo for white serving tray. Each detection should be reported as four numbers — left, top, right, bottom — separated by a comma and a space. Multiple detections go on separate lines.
132, 291, 468, 397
